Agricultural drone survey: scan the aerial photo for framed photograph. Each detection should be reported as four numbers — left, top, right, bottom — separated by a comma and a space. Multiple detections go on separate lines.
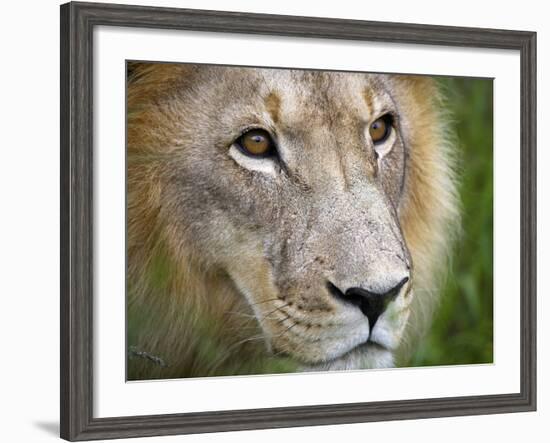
60, 1, 536, 440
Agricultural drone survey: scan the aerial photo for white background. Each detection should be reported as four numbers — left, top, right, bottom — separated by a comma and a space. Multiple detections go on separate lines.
0, 0, 547, 442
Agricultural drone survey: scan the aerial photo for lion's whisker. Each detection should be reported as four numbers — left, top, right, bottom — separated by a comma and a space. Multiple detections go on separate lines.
257, 303, 290, 322
248, 298, 284, 307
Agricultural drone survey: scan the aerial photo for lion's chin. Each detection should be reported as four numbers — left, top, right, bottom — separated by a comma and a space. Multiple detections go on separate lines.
299, 342, 395, 372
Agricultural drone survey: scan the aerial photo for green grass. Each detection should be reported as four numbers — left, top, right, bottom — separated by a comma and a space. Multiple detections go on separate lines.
410, 77, 493, 366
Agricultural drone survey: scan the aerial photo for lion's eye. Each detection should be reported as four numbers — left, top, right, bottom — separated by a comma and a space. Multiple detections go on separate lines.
236, 129, 276, 157
369, 114, 393, 144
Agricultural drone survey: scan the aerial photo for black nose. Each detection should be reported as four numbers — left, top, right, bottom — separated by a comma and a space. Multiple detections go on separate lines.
327, 277, 409, 331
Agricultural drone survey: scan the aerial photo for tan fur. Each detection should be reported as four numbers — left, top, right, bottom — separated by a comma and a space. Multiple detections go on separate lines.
264, 92, 281, 124
392, 76, 459, 360
126, 63, 458, 379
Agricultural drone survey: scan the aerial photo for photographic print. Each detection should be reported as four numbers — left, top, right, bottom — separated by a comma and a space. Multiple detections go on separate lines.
61, 4, 536, 439
126, 62, 493, 381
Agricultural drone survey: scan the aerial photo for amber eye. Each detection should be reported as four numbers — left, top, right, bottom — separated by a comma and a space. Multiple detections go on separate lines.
236, 129, 276, 157
369, 114, 393, 144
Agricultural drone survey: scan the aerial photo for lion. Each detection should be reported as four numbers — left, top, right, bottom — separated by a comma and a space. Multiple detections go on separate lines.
126, 62, 458, 380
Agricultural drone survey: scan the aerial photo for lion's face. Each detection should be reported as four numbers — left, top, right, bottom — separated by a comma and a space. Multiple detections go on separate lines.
151, 66, 416, 369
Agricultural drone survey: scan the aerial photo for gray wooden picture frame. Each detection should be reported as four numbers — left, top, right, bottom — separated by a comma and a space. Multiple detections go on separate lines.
60, 1, 537, 441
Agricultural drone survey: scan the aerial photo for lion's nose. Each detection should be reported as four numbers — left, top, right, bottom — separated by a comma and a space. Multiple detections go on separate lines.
327, 277, 409, 331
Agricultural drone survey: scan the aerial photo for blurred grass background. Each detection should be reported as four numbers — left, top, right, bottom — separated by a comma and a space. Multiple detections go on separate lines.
410, 77, 493, 366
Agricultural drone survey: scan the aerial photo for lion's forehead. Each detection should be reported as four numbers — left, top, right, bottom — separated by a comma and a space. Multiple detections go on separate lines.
195, 67, 396, 125
258, 70, 392, 121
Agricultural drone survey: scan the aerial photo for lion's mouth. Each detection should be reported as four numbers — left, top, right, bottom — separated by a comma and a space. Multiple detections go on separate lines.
270, 332, 394, 370
332, 338, 392, 360
301, 340, 395, 371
